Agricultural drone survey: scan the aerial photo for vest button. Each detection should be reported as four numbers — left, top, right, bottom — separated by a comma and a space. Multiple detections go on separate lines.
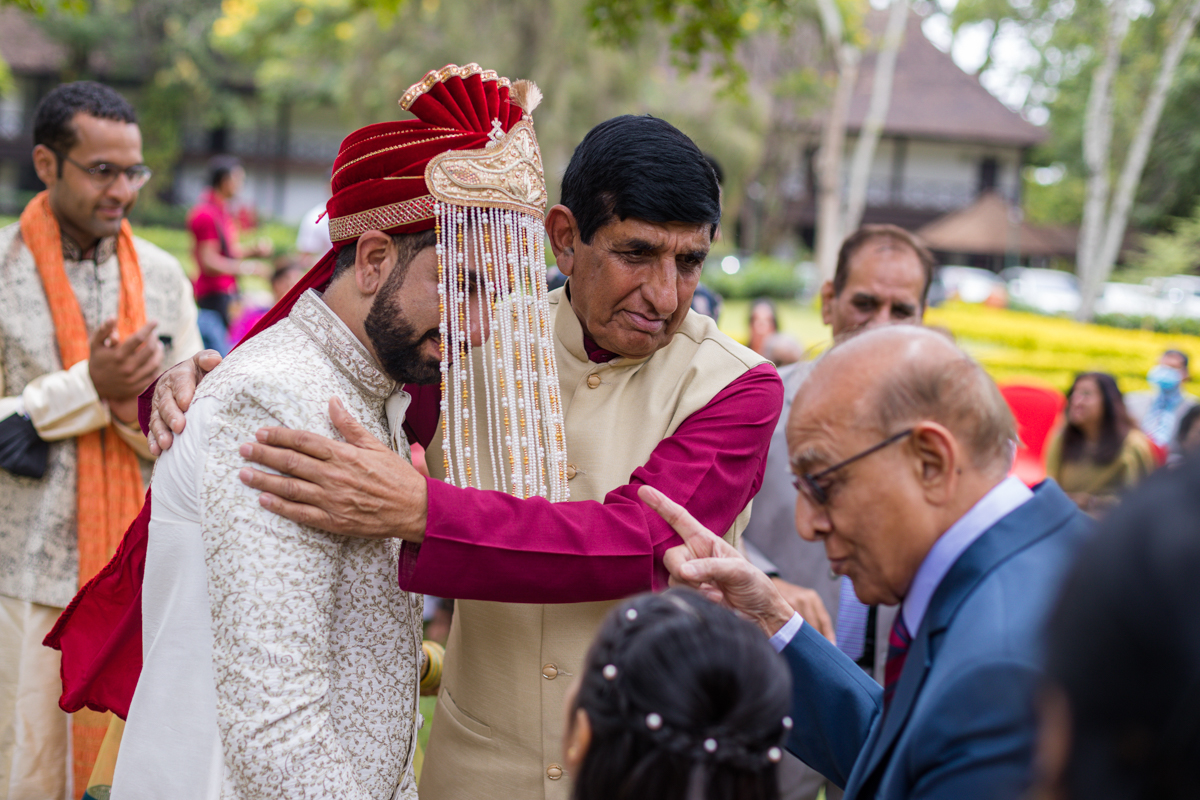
566, 464, 577, 480
546, 764, 563, 780
586, 374, 601, 389
542, 664, 559, 679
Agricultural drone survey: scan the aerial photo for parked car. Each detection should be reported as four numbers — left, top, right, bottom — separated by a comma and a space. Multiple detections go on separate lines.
1145, 275, 1200, 320
1094, 281, 1159, 317
1002, 267, 1082, 315
934, 266, 1008, 306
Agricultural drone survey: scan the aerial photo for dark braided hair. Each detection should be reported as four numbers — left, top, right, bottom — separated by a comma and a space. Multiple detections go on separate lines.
570, 589, 792, 800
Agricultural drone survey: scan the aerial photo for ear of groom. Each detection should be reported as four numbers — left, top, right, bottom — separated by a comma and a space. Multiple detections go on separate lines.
350, 229, 399, 299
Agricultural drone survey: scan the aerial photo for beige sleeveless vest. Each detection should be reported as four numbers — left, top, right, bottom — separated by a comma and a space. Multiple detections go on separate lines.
419, 285, 767, 800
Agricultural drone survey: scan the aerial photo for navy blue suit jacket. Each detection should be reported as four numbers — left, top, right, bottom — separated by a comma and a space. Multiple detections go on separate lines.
781, 480, 1091, 800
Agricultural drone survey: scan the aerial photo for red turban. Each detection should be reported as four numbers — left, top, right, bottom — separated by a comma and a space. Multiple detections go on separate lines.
243, 63, 541, 342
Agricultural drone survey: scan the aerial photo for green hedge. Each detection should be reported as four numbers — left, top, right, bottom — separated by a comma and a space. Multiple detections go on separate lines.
701, 255, 806, 300
1093, 313, 1200, 337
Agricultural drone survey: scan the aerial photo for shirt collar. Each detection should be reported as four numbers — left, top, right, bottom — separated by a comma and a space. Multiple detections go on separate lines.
583, 334, 618, 364
1152, 387, 1183, 411
287, 289, 397, 403
901, 475, 1034, 635
202, 188, 227, 211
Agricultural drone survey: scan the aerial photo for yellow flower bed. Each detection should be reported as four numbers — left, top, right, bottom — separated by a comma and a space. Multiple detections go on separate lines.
926, 302, 1200, 393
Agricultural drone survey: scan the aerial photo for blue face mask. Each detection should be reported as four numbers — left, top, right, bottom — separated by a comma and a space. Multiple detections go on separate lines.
1148, 364, 1183, 393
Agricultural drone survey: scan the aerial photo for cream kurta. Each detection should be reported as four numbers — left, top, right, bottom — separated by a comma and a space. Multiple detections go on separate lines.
114, 290, 422, 800
0, 221, 202, 800
419, 286, 767, 800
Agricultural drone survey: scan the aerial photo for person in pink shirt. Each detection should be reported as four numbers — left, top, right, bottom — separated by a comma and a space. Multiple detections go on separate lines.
187, 156, 271, 329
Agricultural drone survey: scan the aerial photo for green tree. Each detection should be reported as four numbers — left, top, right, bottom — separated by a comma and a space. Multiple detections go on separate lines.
951, 0, 1200, 316
200, 0, 774, 232
587, 0, 914, 276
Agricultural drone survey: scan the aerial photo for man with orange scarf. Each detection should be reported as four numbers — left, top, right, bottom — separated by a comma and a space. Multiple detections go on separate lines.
0, 82, 201, 799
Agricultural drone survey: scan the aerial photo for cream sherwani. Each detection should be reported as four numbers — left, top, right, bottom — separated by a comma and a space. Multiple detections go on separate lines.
419, 286, 767, 800
113, 290, 423, 800
0, 222, 202, 800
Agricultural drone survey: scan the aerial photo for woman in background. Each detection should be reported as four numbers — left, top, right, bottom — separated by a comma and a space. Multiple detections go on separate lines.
1045, 372, 1156, 515
748, 298, 778, 357
564, 589, 791, 800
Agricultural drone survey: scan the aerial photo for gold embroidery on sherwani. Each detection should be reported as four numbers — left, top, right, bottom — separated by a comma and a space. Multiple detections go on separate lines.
194, 290, 421, 800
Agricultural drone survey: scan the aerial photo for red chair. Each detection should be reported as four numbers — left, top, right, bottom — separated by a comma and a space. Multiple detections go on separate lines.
999, 383, 1066, 486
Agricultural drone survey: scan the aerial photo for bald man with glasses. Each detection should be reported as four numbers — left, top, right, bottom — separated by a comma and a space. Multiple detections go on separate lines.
648, 326, 1092, 800
0, 80, 201, 797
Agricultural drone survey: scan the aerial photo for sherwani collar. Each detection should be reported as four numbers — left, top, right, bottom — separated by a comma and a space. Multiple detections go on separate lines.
61, 231, 117, 265
288, 289, 397, 403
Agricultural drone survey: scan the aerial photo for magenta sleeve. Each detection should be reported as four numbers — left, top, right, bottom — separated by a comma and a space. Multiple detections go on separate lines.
398, 362, 783, 603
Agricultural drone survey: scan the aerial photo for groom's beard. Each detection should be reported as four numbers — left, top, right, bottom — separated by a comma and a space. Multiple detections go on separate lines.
364, 277, 441, 386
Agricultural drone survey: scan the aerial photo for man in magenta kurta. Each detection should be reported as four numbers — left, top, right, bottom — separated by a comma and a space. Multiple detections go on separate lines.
152, 116, 781, 606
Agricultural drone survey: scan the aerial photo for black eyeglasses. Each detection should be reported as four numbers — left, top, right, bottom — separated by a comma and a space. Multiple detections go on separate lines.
792, 429, 914, 506
55, 151, 152, 190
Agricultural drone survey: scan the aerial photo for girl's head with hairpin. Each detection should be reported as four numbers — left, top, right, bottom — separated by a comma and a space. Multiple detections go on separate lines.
564, 588, 793, 800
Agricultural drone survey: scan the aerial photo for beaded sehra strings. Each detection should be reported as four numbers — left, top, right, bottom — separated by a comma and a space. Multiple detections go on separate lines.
436, 202, 569, 502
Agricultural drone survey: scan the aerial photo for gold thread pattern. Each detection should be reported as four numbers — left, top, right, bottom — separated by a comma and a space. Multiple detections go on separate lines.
424, 120, 546, 218
398, 63, 510, 111
332, 134, 463, 179
328, 195, 436, 242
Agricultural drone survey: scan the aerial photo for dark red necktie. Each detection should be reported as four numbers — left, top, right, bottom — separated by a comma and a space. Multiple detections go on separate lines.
883, 613, 912, 712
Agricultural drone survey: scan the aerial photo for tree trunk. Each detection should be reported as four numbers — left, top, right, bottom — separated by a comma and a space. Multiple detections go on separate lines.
815, 44, 859, 282
1075, 0, 1129, 319
811, 0, 854, 282
1080, 0, 1200, 317
843, 0, 908, 235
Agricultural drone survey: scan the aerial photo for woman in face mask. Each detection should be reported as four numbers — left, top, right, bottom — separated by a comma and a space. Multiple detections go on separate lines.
1045, 372, 1157, 517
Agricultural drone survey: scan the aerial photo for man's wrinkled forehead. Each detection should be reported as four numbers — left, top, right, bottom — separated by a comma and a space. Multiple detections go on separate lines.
596, 216, 712, 247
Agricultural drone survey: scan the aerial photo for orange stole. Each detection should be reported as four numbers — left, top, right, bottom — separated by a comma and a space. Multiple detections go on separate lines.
18, 192, 147, 792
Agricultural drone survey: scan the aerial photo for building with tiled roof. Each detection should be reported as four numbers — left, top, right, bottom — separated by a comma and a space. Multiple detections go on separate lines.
790, 11, 1046, 241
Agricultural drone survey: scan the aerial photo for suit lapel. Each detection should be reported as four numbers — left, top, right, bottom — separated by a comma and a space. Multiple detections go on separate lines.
847, 481, 1079, 797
